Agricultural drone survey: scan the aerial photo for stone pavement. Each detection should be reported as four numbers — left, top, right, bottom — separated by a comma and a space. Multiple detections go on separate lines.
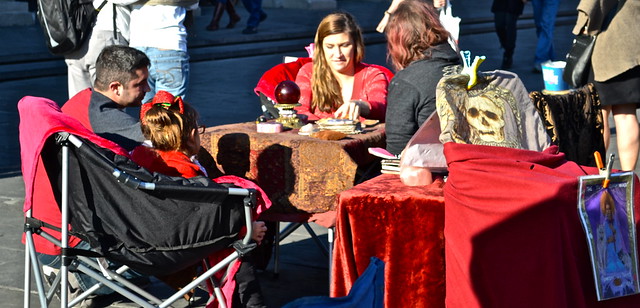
3, 0, 634, 307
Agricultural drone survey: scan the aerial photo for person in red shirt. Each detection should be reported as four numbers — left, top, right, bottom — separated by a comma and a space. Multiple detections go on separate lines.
294, 12, 392, 122
130, 90, 269, 307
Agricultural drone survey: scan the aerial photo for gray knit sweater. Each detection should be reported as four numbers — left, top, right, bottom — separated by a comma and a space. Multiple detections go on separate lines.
385, 43, 461, 155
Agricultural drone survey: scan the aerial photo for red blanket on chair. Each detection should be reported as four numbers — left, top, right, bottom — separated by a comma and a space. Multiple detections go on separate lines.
443, 143, 640, 307
19, 96, 128, 255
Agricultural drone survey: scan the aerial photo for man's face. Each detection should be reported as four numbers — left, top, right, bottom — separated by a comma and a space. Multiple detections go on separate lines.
118, 67, 150, 108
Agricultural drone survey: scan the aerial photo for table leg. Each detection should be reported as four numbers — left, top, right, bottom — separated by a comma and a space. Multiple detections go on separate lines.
273, 222, 303, 277
328, 227, 334, 289
272, 222, 332, 282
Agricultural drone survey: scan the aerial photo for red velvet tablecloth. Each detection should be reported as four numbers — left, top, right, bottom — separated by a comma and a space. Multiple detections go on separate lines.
444, 143, 640, 307
331, 173, 446, 307
200, 122, 385, 214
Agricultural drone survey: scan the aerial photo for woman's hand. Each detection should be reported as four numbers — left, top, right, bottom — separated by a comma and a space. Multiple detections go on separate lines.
334, 100, 370, 121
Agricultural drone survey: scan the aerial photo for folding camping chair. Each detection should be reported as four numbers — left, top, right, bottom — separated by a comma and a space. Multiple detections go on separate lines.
20, 96, 259, 308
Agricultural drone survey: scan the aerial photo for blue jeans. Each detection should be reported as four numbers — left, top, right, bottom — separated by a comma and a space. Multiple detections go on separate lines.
242, 0, 265, 28
37, 241, 143, 295
136, 47, 190, 103
531, 0, 559, 65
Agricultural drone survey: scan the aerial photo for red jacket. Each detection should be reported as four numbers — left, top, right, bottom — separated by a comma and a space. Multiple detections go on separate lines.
294, 62, 393, 121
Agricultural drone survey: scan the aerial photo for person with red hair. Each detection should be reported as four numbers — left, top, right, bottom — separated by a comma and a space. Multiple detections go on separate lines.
384, 0, 461, 156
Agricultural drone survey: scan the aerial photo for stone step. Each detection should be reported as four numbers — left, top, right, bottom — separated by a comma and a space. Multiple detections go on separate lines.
0, 1, 35, 27
263, 0, 337, 10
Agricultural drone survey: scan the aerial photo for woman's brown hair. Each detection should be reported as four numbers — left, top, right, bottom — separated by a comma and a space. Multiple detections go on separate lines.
311, 12, 365, 113
140, 91, 199, 153
386, 0, 450, 71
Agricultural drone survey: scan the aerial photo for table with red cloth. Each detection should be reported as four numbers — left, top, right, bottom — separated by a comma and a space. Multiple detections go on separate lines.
331, 173, 446, 308
444, 143, 640, 307
199, 122, 386, 224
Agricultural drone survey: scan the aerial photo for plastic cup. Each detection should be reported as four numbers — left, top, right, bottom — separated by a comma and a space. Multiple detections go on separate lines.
541, 61, 570, 91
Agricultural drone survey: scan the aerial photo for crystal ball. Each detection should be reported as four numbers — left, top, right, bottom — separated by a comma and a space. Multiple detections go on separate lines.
274, 80, 301, 105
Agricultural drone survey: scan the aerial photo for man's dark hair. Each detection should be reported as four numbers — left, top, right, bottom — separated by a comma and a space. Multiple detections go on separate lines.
94, 45, 150, 91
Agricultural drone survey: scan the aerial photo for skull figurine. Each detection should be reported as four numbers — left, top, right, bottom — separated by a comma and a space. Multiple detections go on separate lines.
465, 95, 505, 143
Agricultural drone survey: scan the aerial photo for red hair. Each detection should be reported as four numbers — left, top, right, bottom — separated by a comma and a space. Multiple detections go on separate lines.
385, 0, 450, 71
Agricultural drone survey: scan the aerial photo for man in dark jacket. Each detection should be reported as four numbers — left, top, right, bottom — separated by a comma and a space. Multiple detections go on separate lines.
62, 45, 150, 151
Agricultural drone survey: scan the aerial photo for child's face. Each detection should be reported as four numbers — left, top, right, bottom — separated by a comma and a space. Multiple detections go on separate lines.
185, 125, 202, 157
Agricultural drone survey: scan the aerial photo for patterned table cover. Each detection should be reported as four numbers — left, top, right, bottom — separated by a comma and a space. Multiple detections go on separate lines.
200, 122, 386, 213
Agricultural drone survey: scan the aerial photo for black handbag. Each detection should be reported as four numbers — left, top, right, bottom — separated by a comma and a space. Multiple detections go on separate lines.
563, 34, 596, 89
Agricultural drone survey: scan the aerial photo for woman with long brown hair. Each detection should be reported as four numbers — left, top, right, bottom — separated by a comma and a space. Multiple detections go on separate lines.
294, 12, 392, 122
384, 0, 461, 155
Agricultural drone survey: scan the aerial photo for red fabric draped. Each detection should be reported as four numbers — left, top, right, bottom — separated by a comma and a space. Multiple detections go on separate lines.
444, 143, 640, 307
18, 96, 128, 255
253, 57, 312, 101
332, 174, 446, 308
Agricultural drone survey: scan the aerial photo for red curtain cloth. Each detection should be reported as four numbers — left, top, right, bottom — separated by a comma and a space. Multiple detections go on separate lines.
444, 143, 640, 307
332, 174, 446, 308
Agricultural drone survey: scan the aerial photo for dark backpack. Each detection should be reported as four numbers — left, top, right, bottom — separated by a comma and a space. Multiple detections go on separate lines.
36, 0, 107, 56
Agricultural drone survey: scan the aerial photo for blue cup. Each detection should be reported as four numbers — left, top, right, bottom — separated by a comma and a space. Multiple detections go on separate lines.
541, 61, 570, 91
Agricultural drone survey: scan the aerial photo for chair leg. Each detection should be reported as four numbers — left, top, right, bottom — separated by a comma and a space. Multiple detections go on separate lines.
328, 227, 334, 289
23, 235, 31, 308
24, 231, 48, 308
273, 222, 304, 277
273, 221, 280, 278
302, 223, 329, 257
211, 280, 228, 308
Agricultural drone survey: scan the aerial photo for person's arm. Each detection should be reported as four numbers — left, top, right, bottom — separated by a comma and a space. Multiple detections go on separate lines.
293, 63, 320, 121
359, 67, 390, 121
376, 0, 404, 33
334, 66, 389, 121
385, 77, 422, 156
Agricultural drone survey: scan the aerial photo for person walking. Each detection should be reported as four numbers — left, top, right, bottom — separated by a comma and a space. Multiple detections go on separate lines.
530, 0, 559, 72
573, 0, 640, 171
65, 0, 135, 98
240, 0, 267, 34
491, 0, 525, 69
206, 0, 241, 31
129, 0, 198, 102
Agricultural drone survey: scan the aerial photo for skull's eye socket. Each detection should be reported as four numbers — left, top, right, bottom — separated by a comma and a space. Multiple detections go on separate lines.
468, 107, 479, 117
485, 111, 498, 120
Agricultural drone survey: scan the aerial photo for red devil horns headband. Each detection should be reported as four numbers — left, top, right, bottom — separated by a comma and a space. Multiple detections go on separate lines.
140, 90, 185, 125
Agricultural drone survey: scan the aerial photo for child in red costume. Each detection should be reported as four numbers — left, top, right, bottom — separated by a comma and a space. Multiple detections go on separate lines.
130, 90, 269, 308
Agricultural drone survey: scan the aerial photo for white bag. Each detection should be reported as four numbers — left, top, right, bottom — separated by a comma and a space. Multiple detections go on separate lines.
439, 0, 461, 51
399, 111, 446, 186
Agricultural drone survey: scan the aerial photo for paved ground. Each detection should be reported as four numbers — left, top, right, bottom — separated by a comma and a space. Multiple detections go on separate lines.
4, 0, 634, 307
